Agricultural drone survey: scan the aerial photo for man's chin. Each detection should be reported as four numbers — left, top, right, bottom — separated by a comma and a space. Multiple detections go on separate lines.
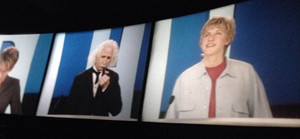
96, 66, 107, 71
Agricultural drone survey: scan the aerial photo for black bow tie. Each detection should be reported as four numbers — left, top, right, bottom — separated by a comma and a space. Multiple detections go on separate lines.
92, 69, 101, 84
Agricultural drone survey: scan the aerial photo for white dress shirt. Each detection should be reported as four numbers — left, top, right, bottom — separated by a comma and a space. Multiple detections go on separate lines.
92, 66, 103, 97
166, 58, 273, 119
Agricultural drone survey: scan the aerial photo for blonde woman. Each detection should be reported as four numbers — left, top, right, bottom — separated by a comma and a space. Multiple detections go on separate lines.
0, 46, 21, 114
166, 16, 272, 119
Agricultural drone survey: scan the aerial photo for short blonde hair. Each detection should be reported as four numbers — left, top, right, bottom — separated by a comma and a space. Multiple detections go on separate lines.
0, 46, 19, 71
200, 16, 236, 47
88, 40, 119, 67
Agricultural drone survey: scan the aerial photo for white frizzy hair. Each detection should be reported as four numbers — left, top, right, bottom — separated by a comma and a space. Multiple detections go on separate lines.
88, 39, 119, 67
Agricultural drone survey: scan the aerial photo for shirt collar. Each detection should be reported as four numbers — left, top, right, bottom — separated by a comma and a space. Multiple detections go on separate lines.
92, 66, 100, 72
221, 59, 237, 78
196, 58, 237, 79
92, 66, 104, 77
195, 61, 207, 78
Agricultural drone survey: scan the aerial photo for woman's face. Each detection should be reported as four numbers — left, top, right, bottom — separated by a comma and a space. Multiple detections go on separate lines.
200, 26, 230, 57
0, 63, 8, 85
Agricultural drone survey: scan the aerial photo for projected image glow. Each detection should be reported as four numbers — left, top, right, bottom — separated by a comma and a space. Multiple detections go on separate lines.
37, 23, 152, 120
142, 0, 300, 126
0, 33, 54, 115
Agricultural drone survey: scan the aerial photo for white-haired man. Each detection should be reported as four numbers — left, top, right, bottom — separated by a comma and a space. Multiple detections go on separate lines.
65, 40, 122, 116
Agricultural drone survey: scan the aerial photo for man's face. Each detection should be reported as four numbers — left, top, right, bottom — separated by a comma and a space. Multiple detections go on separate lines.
200, 26, 230, 57
95, 46, 114, 71
0, 63, 8, 85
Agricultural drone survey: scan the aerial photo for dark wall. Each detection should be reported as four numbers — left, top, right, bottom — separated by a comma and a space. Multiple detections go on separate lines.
0, 114, 299, 138
0, 0, 244, 33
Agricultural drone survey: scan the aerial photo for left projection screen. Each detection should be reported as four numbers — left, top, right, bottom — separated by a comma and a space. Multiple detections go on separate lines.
0, 33, 54, 115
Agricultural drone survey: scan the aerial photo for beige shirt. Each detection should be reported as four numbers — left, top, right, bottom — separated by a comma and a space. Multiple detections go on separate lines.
166, 59, 272, 119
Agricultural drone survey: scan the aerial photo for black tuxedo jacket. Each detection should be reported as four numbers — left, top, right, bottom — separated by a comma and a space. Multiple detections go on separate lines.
64, 67, 122, 116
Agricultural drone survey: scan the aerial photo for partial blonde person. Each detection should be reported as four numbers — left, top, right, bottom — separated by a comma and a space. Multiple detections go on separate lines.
0, 46, 22, 114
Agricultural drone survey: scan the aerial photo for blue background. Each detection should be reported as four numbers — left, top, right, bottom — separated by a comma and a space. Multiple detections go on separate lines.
24, 33, 54, 94
161, 12, 208, 111
160, 0, 300, 112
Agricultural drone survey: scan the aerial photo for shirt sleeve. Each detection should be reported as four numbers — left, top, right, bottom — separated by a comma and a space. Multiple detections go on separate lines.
248, 68, 273, 118
105, 72, 122, 116
64, 75, 81, 114
10, 80, 22, 114
165, 77, 181, 119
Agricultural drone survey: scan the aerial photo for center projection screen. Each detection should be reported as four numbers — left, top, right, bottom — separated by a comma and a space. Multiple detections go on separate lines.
37, 23, 152, 121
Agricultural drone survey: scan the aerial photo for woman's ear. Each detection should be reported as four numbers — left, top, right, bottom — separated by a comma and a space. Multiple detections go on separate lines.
8, 66, 13, 72
225, 37, 231, 46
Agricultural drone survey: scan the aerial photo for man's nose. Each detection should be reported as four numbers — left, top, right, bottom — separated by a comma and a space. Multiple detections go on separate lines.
105, 58, 110, 63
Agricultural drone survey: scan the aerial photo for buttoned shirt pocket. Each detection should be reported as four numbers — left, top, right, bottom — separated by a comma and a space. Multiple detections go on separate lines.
231, 101, 249, 118
177, 92, 197, 118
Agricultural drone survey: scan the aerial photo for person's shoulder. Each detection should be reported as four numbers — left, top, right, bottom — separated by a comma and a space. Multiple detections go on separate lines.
227, 59, 256, 74
179, 62, 203, 79
75, 68, 93, 78
184, 62, 203, 73
228, 59, 254, 69
6, 76, 19, 83
4, 76, 20, 87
